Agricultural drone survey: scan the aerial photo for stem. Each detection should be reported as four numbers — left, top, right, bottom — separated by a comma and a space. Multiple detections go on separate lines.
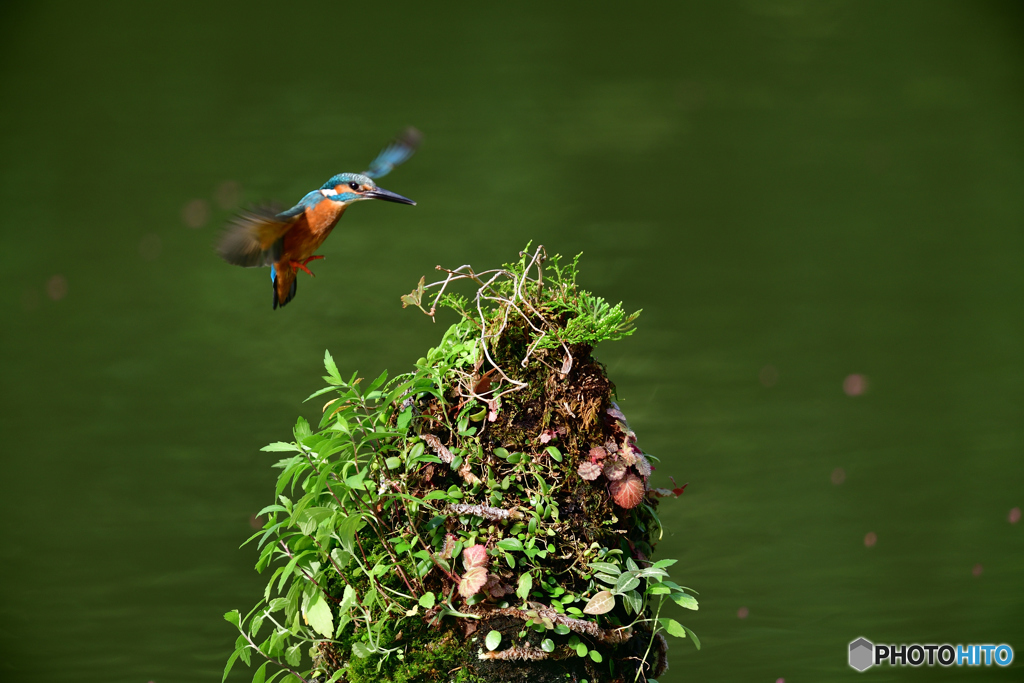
634, 597, 664, 683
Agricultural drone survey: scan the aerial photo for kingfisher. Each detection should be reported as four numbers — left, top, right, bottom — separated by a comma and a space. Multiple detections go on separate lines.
217, 128, 420, 308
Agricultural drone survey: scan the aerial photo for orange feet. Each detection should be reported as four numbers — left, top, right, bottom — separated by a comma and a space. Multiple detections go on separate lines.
290, 255, 325, 277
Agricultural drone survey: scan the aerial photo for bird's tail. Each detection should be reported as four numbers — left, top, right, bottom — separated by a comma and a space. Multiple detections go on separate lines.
272, 263, 298, 310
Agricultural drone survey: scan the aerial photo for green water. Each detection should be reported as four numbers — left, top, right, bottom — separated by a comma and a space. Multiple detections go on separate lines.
1, 2, 1022, 681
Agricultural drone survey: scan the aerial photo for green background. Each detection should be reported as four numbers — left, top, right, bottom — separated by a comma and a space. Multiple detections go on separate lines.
1, 1, 1021, 681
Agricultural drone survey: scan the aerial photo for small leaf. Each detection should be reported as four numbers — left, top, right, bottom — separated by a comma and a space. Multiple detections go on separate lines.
459, 566, 488, 598
385, 456, 402, 470
545, 446, 563, 462
653, 559, 678, 569
588, 562, 621, 576
351, 641, 373, 658
485, 630, 502, 651
261, 442, 300, 452
660, 617, 687, 638
575, 642, 588, 657
589, 650, 603, 663
252, 661, 269, 683
583, 590, 615, 615
516, 572, 533, 601
462, 544, 489, 570
400, 275, 426, 308
672, 593, 699, 610
541, 638, 554, 653
615, 574, 640, 594
222, 649, 241, 682
304, 592, 334, 638
684, 625, 701, 650
285, 643, 302, 667
418, 592, 436, 609
324, 349, 341, 382
497, 538, 523, 552
223, 610, 241, 629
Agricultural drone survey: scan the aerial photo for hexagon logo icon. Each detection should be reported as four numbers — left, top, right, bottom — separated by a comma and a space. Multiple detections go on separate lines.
849, 637, 874, 671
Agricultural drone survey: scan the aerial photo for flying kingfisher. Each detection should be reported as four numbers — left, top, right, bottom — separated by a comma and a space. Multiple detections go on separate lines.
217, 128, 420, 309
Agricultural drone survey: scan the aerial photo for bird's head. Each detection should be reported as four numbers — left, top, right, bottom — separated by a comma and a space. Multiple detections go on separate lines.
319, 173, 415, 206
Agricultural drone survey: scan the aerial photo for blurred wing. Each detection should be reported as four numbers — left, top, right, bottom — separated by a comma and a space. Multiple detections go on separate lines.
363, 126, 422, 180
217, 205, 294, 268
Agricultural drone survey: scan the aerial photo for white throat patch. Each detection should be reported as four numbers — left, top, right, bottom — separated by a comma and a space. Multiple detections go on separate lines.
320, 188, 338, 197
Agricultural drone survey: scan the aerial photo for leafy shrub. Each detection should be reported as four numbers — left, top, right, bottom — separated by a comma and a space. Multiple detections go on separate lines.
224, 246, 697, 683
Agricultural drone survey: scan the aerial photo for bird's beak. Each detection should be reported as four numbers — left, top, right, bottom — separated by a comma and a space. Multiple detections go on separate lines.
364, 187, 416, 205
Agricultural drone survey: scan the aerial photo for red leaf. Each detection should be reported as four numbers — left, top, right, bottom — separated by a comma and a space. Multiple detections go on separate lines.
608, 473, 645, 509
462, 544, 489, 570
459, 566, 488, 598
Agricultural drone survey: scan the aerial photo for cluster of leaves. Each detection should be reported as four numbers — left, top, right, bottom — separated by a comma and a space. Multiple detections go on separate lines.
224, 247, 696, 683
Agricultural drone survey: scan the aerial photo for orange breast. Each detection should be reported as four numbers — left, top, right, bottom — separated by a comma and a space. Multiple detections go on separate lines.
280, 200, 347, 261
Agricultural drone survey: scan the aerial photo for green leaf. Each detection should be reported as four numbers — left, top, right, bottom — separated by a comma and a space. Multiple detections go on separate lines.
588, 562, 621, 576
684, 625, 701, 650
294, 507, 333, 536
351, 641, 373, 658
324, 350, 342, 383
330, 548, 353, 570
339, 585, 357, 614
485, 630, 502, 651
497, 538, 523, 552
589, 650, 603, 663
285, 643, 302, 667
252, 661, 269, 683
583, 590, 615, 615
622, 589, 643, 614
418, 592, 436, 609
385, 456, 402, 470
672, 593, 699, 610
652, 558, 678, 569
304, 592, 334, 638
293, 416, 311, 441
261, 442, 300, 452
516, 572, 533, 601
575, 642, 588, 657
222, 648, 242, 682
659, 617, 686, 638
336, 514, 365, 554
614, 574, 640, 594
224, 610, 241, 629
541, 638, 554, 653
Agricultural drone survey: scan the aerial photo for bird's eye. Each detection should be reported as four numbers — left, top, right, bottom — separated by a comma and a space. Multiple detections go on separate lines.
349, 182, 360, 191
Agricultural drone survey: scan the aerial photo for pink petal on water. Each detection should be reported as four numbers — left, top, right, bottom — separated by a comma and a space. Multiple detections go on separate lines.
864, 532, 877, 548
844, 374, 868, 396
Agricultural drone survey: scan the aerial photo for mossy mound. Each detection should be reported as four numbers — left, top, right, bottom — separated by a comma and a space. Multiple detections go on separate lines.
223, 246, 697, 683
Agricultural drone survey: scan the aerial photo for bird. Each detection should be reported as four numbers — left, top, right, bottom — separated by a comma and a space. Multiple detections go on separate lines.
217, 127, 421, 309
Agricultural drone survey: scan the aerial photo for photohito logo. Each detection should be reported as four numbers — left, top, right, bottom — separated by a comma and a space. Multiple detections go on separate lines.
848, 637, 1014, 671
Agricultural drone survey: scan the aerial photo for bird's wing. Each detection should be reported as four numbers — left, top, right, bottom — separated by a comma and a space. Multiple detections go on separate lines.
217, 205, 295, 268
363, 127, 422, 180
